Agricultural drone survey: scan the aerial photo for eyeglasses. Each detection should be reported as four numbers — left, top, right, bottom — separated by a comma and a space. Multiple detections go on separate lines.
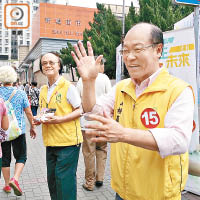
42, 61, 59, 67
120, 43, 158, 56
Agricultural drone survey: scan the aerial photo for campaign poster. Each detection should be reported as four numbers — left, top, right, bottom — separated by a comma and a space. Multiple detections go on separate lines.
160, 27, 200, 195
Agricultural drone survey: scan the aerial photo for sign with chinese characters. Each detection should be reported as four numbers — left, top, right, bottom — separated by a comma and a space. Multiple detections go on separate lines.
161, 27, 200, 195
44, 18, 83, 36
160, 27, 199, 153
31, 3, 96, 47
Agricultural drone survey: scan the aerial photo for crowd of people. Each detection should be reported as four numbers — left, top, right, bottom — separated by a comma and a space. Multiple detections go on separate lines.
0, 81, 40, 117
0, 22, 195, 200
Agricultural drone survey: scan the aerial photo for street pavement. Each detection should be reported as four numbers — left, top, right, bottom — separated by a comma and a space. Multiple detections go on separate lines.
0, 121, 115, 200
0, 120, 199, 200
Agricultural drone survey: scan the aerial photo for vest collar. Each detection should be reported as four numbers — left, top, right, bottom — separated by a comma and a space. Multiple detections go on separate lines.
121, 68, 169, 100
41, 76, 67, 104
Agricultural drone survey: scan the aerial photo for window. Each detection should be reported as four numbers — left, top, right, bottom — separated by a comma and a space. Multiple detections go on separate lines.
5, 31, 9, 37
45, 18, 51, 24
20, 40, 23, 45
5, 47, 8, 53
0, 47, 2, 53
26, 33, 30, 38
66, 19, 71, 25
56, 18, 61, 24
27, 41, 30, 46
75, 20, 81, 26
5, 39, 9, 44
17, 30, 23, 35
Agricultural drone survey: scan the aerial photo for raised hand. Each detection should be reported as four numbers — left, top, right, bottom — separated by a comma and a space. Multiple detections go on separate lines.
71, 41, 103, 81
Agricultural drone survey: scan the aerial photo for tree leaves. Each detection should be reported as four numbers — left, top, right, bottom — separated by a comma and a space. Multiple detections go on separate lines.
59, 1, 193, 79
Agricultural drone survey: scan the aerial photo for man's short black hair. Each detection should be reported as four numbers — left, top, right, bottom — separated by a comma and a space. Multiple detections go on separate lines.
31, 81, 37, 87
39, 52, 63, 75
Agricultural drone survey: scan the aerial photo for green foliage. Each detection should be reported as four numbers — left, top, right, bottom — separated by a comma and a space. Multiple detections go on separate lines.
83, 3, 121, 78
138, 0, 193, 31
60, 42, 77, 80
125, 2, 139, 33
60, 1, 193, 79
60, 42, 76, 69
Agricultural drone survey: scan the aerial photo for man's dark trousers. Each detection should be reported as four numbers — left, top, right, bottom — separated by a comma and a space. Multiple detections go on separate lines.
46, 145, 80, 200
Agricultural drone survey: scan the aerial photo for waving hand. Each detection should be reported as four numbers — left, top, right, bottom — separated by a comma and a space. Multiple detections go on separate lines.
71, 41, 103, 81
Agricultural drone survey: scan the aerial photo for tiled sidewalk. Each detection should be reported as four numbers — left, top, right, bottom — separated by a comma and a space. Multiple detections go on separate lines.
0, 123, 115, 200
0, 122, 199, 200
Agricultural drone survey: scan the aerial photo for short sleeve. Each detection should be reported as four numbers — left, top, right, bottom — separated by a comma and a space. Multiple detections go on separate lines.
22, 91, 30, 108
0, 99, 7, 116
76, 78, 83, 97
66, 84, 81, 109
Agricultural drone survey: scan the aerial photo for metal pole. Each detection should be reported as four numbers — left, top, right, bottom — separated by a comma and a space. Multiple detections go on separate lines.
194, 6, 200, 96
121, 0, 125, 80
122, 0, 125, 38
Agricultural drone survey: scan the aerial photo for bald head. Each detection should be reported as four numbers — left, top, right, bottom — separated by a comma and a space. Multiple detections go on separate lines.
122, 22, 164, 84
126, 23, 163, 46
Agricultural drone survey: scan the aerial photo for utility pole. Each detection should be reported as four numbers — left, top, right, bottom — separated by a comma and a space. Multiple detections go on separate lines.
194, 6, 200, 91
121, 0, 125, 80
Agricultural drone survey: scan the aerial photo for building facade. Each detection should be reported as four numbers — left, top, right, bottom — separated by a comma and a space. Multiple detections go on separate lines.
104, 2, 139, 20
0, 0, 53, 67
19, 3, 96, 86
31, 3, 96, 47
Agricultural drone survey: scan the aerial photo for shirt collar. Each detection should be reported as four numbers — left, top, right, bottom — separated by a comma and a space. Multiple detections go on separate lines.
132, 67, 163, 88
47, 76, 62, 88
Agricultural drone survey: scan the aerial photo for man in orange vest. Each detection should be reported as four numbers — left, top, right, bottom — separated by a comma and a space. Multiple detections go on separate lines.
71, 22, 194, 200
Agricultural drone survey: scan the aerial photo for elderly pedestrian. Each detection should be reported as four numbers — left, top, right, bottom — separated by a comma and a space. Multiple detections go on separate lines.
0, 66, 36, 196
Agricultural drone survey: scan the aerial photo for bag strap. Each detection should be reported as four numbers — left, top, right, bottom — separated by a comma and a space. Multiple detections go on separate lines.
7, 90, 17, 102
7, 90, 23, 129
